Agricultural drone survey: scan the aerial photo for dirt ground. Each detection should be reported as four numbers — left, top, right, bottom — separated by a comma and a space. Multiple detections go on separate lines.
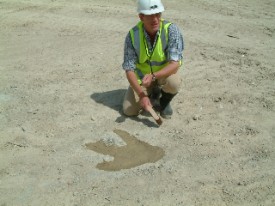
1, 0, 275, 205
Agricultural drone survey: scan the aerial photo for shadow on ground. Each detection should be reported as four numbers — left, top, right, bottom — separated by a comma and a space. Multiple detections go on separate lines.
90, 89, 126, 112
90, 89, 159, 127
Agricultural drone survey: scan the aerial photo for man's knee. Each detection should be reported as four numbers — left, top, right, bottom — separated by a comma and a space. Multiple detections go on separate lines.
122, 107, 139, 116
162, 74, 182, 94
122, 101, 140, 116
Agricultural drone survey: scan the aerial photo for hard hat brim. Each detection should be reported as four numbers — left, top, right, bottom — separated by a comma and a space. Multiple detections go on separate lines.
138, 7, 164, 15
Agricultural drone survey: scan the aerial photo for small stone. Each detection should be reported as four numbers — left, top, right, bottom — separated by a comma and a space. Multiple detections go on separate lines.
213, 97, 222, 102
193, 114, 200, 120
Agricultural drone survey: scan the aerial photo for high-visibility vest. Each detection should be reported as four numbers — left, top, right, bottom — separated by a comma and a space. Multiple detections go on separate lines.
129, 19, 172, 84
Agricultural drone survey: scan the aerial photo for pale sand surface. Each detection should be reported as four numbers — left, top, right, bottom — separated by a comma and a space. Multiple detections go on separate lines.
0, 0, 275, 205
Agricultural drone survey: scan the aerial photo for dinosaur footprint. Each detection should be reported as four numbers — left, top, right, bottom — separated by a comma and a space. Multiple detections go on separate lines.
86, 129, 165, 171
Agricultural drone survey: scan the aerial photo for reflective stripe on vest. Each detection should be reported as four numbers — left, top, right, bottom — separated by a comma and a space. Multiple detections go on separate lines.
129, 20, 171, 83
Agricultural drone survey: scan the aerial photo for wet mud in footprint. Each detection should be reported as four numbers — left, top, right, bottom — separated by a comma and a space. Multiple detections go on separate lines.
86, 129, 165, 171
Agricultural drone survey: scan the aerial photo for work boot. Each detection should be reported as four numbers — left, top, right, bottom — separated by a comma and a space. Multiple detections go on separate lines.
160, 103, 173, 119
159, 90, 177, 119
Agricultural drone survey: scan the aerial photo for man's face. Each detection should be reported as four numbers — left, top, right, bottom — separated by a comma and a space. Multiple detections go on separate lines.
139, 13, 161, 35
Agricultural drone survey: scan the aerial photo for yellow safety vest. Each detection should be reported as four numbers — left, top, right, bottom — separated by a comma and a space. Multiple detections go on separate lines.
129, 19, 172, 84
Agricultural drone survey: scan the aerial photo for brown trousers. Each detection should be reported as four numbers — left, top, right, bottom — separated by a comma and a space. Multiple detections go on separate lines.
122, 72, 182, 116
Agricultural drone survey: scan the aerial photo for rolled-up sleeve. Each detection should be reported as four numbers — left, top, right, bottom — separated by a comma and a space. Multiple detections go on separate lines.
122, 33, 138, 71
166, 24, 184, 62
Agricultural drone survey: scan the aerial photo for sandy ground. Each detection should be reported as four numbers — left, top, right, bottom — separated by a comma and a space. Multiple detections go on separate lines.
1, 0, 275, 205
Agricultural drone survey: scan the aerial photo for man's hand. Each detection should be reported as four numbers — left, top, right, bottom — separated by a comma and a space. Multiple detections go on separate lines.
138, 92, 152, 111
142, 74, 154, 88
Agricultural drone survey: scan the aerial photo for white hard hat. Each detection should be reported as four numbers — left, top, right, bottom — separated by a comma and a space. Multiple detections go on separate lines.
137, 0, 165, 15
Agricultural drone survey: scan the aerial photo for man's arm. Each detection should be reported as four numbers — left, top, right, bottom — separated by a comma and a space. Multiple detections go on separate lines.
152, 60, 180, 79
123, 33, 153, 111
125, 70, 144, 97
125, 70, 152, 110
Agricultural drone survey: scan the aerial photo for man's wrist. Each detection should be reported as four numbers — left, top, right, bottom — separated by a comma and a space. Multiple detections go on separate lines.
138, 91, 147, 99
151, 73, 157, 82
